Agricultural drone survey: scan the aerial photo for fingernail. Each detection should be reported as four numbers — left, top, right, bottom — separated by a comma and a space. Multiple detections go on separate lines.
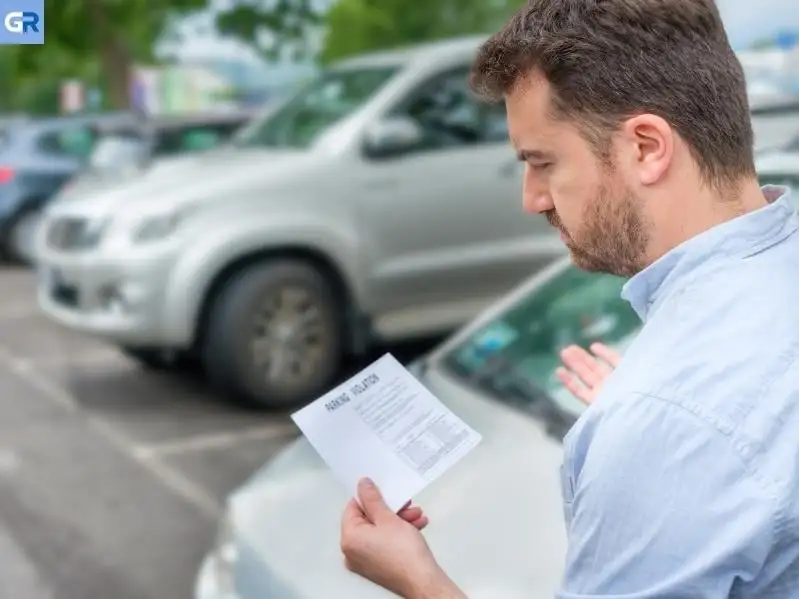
359, 477, 374, 490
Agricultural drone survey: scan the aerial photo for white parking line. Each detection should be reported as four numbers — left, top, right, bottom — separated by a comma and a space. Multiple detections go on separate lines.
133, 423, 299, 459
88, 415, 222, 519
0, 345, 222, 520
2, 352, 78, 412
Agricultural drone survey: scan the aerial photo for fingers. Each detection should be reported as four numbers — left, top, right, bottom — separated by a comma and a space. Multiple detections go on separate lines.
590, 342, 621, 367
341, 497, 368, 532
411, 515, 429, 530
398, 505, 429, 530
559, 345, 605, 388
399, 505, 423, 522
356, 478, 393, 524
555, 366, 593, 404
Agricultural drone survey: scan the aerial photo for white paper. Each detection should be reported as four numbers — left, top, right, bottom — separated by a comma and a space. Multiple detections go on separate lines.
291, 353, 483, 512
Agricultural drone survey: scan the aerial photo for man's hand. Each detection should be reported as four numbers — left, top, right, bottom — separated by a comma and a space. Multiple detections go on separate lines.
340, 478, 466, 599
556, 342, 621, 405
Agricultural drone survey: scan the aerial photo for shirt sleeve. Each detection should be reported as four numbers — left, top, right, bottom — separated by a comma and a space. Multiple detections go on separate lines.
557, 394, 779, 598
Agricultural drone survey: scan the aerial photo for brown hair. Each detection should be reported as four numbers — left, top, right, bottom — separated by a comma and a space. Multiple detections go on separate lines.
470, 0, 756, 188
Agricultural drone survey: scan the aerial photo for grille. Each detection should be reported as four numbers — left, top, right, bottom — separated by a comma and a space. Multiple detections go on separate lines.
46, 216, 101, 251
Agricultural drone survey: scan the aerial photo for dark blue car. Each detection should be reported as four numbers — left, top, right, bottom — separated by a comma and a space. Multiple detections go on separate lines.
0, 112, 135, 263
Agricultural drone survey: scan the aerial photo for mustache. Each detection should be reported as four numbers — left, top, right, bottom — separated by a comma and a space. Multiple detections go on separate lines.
545, 210, 563, 230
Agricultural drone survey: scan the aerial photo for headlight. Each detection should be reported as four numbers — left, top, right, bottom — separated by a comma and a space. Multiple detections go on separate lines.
210, 510, 239, 596
131, 208, 185, 243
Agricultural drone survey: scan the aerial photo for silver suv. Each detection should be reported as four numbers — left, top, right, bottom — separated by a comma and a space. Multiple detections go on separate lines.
34, 35, 564, 408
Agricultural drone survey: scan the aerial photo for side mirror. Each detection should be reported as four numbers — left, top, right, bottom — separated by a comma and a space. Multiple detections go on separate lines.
363, 117, 424, 159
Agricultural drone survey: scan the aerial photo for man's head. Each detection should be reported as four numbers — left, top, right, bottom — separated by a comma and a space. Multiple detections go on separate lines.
471, 0, 757, 277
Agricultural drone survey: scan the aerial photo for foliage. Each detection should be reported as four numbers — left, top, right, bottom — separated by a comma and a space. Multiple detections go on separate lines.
3, 0, 527, 113
215, 0, 325, 61
318, 0, 527, 65
7, 0, 208, 110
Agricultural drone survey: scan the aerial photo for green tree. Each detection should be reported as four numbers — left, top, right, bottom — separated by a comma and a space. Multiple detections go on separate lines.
11, 0, 208, 110
318, 0, 526, 65
214, 0, 325, 61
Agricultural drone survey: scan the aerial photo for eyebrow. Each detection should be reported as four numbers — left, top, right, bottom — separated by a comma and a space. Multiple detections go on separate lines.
516, 149, 555, 162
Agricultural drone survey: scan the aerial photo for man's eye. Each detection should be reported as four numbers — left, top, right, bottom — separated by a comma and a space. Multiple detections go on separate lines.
530, 162, 552, 171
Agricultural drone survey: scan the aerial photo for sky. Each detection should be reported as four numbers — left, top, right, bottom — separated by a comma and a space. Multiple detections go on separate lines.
718, 0, 799, 49
163, 0, 799, 64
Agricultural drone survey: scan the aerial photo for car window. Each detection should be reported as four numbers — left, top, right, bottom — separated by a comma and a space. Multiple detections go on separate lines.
391, 69, 508, 151
153, 122, 242, 157
232, 66, 400, 150
440, 265, 641, 418
38, 126, 97, 159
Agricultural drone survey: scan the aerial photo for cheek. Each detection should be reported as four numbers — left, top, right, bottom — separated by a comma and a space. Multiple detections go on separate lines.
550, 168, 597, 227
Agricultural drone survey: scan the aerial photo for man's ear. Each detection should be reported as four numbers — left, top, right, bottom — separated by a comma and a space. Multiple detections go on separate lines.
620, 113, 674, 186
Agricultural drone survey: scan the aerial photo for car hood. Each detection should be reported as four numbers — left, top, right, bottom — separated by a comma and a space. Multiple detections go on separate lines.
47, 147, 310, 219
226, 367, 568, 599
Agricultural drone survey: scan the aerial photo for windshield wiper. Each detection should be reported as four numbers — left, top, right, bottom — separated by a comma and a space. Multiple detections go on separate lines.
467, 355, 550, 411
462, 354, 577, 441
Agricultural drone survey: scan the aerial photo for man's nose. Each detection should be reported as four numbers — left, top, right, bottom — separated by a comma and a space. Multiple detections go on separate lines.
522, 167, 554, 214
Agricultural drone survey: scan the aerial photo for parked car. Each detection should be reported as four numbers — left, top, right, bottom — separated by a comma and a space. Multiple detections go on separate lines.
755, 150, 799, 189
750, 97, 799, 155
192, 171, 799, 598
0, 111, 136, 263
35, 35, 566, 409
54, 109, 256, 206
193, 255, 642, 599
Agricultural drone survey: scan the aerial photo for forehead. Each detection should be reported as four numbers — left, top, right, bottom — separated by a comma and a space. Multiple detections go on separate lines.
505, 75, 561, 148
504, 75, 589, 154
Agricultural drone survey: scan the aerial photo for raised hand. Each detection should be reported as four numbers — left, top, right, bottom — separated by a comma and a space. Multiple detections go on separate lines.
556, 342, 621, 405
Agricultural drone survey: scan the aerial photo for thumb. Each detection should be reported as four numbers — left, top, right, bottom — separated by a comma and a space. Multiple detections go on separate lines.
357, 478, 393, 523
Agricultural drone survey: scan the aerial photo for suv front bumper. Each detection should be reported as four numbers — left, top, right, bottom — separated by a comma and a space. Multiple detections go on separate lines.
36, 245, 187, 348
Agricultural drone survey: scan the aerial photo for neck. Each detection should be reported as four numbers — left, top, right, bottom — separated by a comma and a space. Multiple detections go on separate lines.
645, 177, 768, 265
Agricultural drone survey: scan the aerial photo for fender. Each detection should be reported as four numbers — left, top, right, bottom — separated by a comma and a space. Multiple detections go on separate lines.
161, 216, 365, 347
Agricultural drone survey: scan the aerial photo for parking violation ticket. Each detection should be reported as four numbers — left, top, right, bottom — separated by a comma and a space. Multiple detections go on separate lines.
291, 353, 483, 513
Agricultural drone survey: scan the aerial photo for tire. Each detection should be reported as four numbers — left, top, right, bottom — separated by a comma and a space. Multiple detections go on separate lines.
6, 206, 43, 266
201, 259, 346, 410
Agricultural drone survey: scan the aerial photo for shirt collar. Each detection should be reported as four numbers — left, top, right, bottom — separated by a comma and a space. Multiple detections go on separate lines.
621, 185, 799, 321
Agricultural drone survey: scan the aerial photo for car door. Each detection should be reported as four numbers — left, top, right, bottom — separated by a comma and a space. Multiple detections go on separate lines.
356, 66, 561, 337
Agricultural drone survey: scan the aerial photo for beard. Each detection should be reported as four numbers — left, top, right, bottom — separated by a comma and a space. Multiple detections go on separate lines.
547, 180, 649, 278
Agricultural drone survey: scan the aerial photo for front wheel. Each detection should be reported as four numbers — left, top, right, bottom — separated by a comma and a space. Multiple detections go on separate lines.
6, 206, 43, 265
201, 260, 346, 409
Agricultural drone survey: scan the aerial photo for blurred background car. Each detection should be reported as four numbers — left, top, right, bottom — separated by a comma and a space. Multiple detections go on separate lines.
0, 112, 135, 264
193, 255, 642, 599
34, 35, 566, 411
755, 149, 799, 189
55, 108, 257, 207
751, 95, 799, 153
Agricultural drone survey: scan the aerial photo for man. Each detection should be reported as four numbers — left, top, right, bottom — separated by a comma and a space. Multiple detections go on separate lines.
340, 0, 799, 597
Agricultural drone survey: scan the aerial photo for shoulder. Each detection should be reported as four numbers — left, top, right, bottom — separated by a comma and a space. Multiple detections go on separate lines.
564, 391, 775, 501
607, 258, 799, 438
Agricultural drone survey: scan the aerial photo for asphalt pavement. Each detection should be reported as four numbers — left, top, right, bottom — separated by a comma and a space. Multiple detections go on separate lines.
0, 265, 440, 599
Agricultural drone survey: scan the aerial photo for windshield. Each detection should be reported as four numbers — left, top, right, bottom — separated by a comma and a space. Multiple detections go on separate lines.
232, 65, 400, 150
88, 134, 149, 171
441, 264, 642, 420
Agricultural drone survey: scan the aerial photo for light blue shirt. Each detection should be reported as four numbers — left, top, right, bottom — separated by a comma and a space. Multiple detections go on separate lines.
558, 185, 799, 598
